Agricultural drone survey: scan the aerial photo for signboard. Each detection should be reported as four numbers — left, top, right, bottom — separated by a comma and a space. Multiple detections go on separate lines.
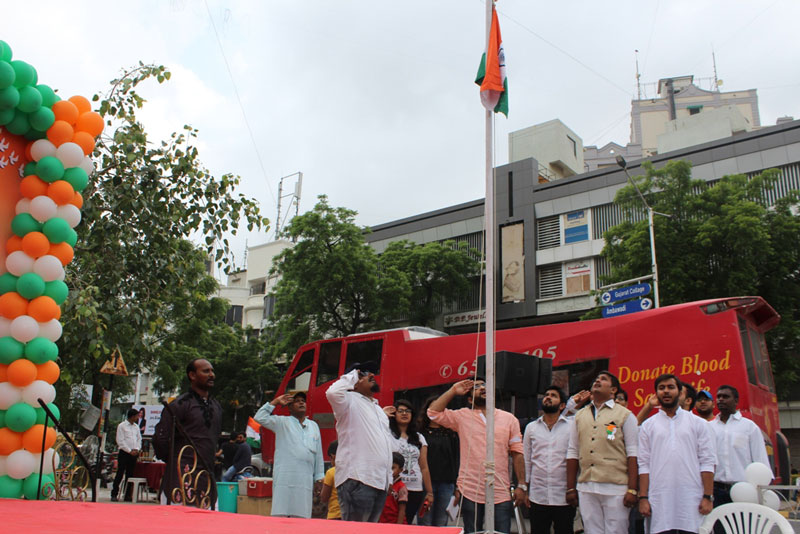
99, 349, 128, 376
443, 309, 486, 327
602, 297, 653, 318
563, 210, 589, 244
132, 404, 164, 436
600, 282, 652, 305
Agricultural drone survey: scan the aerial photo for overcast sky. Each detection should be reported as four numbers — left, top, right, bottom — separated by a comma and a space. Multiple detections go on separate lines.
4, 1, 799, 269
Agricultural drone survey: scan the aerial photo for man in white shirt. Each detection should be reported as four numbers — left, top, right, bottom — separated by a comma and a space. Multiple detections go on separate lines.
523, 386, 575, 534
112, 408, 142, 502
638, 374, 716, 534
566, 371, 639, 534
326, 361, 396, 522
710, 384, 771, 506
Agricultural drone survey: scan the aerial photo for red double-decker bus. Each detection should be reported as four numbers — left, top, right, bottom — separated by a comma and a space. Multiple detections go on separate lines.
262, 296, 790, 483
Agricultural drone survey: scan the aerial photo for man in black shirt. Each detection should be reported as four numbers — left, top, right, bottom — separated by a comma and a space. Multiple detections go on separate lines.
222, 432, 253, 481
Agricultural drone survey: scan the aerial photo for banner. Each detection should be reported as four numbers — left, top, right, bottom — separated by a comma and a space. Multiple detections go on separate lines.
132, 404, 164, 436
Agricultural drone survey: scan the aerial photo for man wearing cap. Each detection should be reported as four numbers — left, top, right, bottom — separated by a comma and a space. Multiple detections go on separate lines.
695, 390, 715, 422
326, 361, 397, 522
255, 391, 324, 518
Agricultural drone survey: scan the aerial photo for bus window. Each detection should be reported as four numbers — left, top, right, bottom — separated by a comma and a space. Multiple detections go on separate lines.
287, 348, 315, 391
345, 339, 384, 374
316, 341, 342, 386
738, 318, 759, 385
748, 326, 776, 393
552, 359, 609, 396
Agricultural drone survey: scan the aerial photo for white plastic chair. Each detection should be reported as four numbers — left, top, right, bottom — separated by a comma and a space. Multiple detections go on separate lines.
699, 502, 794, 534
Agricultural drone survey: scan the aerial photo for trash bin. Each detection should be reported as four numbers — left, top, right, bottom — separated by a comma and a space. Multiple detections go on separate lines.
217, 482, 239, 513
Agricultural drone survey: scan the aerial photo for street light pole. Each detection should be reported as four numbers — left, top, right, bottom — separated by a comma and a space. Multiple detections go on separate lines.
615, 155, 663, 308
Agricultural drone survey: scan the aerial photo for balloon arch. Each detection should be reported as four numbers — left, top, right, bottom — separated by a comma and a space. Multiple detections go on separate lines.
0, 40, 103, 499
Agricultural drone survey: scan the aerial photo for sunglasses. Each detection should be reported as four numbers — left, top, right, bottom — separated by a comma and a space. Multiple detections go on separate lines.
396, 409, 413, 415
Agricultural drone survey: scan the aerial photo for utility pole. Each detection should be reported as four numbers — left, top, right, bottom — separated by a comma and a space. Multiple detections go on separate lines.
275, 172, 303, 241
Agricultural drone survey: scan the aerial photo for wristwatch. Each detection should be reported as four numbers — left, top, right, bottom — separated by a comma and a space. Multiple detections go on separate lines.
516, 484, 527, 492
702, 494, 714, 501
626, 489, 638, 496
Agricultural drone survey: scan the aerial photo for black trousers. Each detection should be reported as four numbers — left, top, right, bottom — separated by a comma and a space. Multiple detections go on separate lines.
111, 450, 137, 500
529, 502, 576, 534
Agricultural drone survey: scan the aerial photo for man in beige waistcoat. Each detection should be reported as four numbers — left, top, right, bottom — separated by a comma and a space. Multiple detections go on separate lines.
566, 371, 639, 534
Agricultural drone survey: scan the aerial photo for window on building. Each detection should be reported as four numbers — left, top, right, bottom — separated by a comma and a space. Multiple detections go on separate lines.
249, 281, 266, 295
688, 105, 703, 116
344, 339, 384, 375
263, 295, 276, 319
536, 216, 561, 250
316, 341, 342, 386
224, 305, 243, 326
537, 264, 563, 299
567, 135, 577, 157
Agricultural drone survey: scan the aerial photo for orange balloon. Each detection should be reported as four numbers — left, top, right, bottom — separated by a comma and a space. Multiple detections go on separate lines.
0, 292, 28, 319
6, 235, 23, 254
75, 111, 104, 137
24, 141, 34, 161
20, 175, 49, 199
27, 296, 61, 322
69, 192, 84, 209
47, 120, 75, 147
48, 180, 75, 205
52, 100, 79, 125
0, 428, 23, 455
48, 242, 74, 266
72, 131, 96, 155
22, 425, 56, 453
36, 361, 60, 384
7, 358, 37, 387
0, 363, 8, 381
69, 95, 91, 115
22, 231, 51, 258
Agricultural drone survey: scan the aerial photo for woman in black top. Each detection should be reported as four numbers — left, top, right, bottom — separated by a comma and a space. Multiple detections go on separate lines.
418, 395, 460, 526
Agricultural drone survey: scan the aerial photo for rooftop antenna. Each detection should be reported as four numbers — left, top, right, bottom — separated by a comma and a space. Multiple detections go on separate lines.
712, 47, 722, 92
275, 172, 303, 241
242, 238, 248, 270
635, 49, 642, 99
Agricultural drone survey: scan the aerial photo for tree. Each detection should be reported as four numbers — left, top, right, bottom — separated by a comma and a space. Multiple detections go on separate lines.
380, 240, 480, 327
59, 63, 269, 413
600, 160, 800, 394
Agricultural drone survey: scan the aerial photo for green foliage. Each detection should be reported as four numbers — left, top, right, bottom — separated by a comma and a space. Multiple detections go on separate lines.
59, 64, 269, 416
601, 160, 800, 395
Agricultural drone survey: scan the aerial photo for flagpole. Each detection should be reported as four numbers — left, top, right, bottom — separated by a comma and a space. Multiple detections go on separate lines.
483, 0, 496, 531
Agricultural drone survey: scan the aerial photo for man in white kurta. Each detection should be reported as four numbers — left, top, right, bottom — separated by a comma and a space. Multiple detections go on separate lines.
254, 391, 324, 518
638, 374, 717, 534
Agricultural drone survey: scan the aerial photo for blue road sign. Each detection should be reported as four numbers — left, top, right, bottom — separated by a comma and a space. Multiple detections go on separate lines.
600, 282, 652, 305
602, 297, 654, 318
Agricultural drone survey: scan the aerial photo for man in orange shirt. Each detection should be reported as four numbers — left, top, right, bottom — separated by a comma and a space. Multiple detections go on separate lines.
428, 379, 526, 534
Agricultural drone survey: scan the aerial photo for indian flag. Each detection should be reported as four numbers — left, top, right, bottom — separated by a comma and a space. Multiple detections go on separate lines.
246, 416, 261, 449
475, 4, 508, 117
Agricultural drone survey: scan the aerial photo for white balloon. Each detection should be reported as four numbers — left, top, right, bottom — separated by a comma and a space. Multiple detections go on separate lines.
56, 204, 81, 228
745, 462, 773, 487
38, 319, 63, 342
6, 250, 35, 276
29, 195, 58, 223
10, 315, 39, 343
731, 481, 759, 503
0, 455, 6, 476
33, 255, 65, 282
0, 382, 22, 409
22, 380, 56, 406
33, 449, 59, 475
79, 155, 95, 176
761, 489, 780, 510
15, 198, 31, 215
55, 142, 85, 168
30, 139, 56, 162
6, 449, 36, 480
0, 317, 10, 337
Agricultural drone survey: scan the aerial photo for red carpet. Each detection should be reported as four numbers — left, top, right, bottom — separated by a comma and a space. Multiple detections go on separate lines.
1, 499, 461, 534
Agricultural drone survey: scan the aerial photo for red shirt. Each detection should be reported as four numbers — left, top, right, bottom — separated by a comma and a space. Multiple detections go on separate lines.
379, 478, 408, 524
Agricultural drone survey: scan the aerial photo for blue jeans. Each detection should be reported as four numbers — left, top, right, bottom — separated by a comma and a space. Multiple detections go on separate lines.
421, 481, 456, 526
461, 497, 513, 534
337, 478, 387, 522
221, 465, 252, 482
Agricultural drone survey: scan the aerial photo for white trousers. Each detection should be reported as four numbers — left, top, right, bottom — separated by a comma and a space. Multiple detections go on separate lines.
578, 491, 630, 534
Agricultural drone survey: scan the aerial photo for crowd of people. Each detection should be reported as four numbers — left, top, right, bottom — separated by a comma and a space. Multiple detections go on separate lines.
149, 358, 772, 534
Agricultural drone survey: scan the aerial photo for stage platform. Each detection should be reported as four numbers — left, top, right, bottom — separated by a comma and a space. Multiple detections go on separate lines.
2, 499, 462, 534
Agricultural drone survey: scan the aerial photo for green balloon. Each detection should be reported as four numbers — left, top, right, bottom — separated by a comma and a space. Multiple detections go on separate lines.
22, 473, 54, 500
24, 128, 46, 141
16, 272, 45, 299
0, 409, 5, 427
0, 61, 14, 89
0, 107, 14, 125
6, 109, 30, 135
42, 217, 71, 244
36, 156, 64, 183
0, 41, 13, 62
23, 162, 37, 176
65, 228, 78, 247
0, 336, 24, 364
17, 86, 42, 113
35, 85, 57, 108
24, 337, 58, 364
0, 272, 18, 294
28, 105, 54, 132
10, 60, 35, 88
11, 212, 41, 237
63, 167, 89, 192
43, 280, 68, 305
35, 403, 60, 426
0, 475, 23, 499
5, 402, 36, 432
0, 85, 19, 110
